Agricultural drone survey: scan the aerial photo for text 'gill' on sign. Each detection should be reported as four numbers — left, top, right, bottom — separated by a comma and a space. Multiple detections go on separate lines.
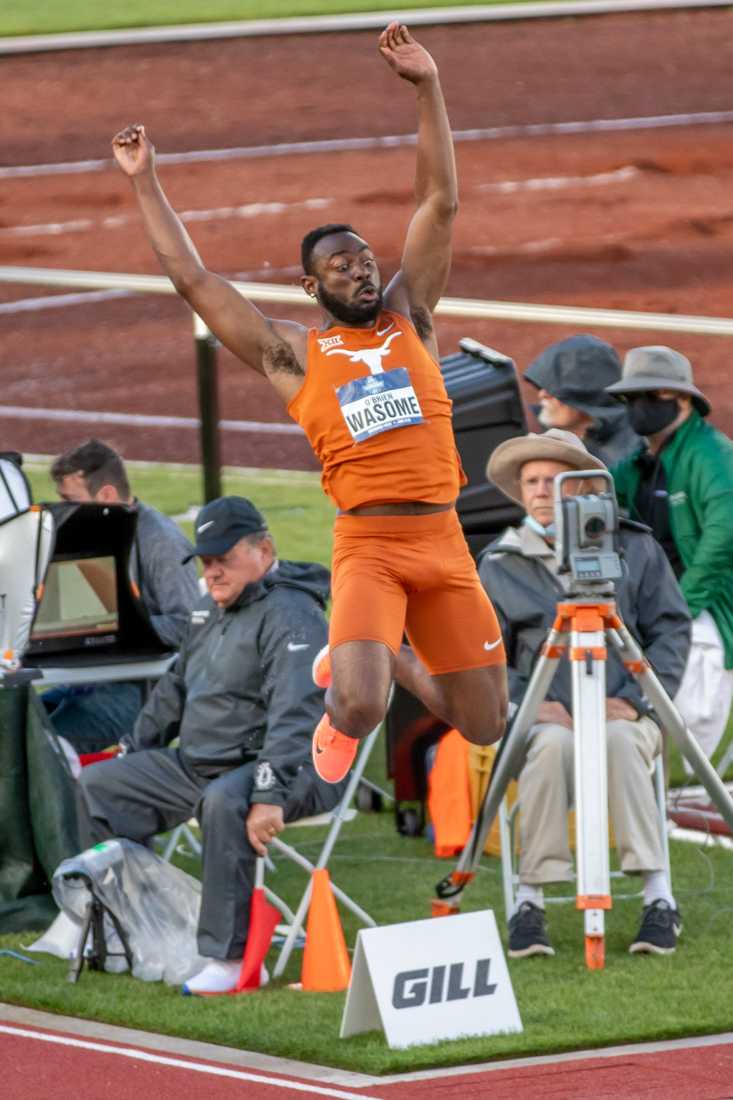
340, 909, 522, 1049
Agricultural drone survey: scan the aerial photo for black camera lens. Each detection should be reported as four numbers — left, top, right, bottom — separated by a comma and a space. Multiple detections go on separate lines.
584, 516, 606, 538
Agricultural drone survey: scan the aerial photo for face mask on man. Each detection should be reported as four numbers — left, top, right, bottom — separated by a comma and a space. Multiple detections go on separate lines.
626, 394, 680, 436
524, 515, 556, 540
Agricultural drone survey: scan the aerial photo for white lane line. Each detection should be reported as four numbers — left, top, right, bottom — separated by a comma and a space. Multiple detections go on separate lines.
0, 1024, 383, 1100
0, 165, 639, 240
0, 197, 332, 239
0, 405, 304, 436
3, 110, 733, 180
478, 165, 640, 192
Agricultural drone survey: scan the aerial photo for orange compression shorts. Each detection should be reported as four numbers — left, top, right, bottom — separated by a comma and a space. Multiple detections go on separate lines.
328, 509, 506, 675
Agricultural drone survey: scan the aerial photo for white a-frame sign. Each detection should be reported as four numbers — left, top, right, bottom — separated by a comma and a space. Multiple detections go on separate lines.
340, 910, 522, 1049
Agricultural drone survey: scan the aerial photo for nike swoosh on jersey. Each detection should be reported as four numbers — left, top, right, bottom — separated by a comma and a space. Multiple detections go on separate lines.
483, 638, 503, 651
376, 322, 394, 336
287, 642, 310, 652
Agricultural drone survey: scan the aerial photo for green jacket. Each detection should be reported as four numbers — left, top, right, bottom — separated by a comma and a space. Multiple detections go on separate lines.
612, 411, 733, 668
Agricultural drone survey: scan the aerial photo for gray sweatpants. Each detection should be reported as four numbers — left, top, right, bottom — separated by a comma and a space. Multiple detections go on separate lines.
516, 717, 664, 885
78, 748, 342, 959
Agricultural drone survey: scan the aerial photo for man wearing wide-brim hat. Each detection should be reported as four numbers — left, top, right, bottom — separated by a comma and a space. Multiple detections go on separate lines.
607, 346, 733, 764
523, 334, 641, 467
480, 429, 690, 958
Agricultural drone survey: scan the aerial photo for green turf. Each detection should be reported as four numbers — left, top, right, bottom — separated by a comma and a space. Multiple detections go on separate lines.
9, 459, 732, 1070
2, 1, 542, 38
2, 814, 732, 1073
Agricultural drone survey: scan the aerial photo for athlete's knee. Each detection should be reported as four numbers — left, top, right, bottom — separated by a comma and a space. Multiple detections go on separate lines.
460, 712, 505, 746
328, 691, 386, 739
454, 689, 508, 746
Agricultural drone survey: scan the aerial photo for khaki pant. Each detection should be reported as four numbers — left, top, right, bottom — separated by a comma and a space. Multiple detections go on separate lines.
517, 716, 663, 885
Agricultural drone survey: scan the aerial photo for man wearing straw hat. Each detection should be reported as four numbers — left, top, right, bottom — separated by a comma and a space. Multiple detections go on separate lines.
480, 429, 690, 957
607, 347, 733, 763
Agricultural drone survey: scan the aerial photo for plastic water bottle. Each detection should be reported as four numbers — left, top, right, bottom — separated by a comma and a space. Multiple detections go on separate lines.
59, 839, 124, 886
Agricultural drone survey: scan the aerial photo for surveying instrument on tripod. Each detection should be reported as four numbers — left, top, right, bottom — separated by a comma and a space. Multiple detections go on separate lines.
434, 469, 733, 969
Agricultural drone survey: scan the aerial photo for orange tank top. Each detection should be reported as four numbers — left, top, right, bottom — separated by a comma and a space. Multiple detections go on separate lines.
287, 311, 466, 510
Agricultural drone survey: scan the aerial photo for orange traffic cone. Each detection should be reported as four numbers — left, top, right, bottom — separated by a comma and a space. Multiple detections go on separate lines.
300, 868, 351, 992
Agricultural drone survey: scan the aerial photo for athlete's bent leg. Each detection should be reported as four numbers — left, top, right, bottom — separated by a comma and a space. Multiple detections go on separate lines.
312, 640, 395, 783
327, 639, 395, 738
394, 646, 507, 745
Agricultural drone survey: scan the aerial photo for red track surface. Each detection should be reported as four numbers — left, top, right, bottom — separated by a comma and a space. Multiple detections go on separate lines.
3, 9, 733, 1092
2, 8, 733, 467
2, 1018, 733, 1099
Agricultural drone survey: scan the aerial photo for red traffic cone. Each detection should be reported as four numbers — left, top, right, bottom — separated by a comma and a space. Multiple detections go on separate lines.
236, 884, 280, 992
300, 868, 351, 992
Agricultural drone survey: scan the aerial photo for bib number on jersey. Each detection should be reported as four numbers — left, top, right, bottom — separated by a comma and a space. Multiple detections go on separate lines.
336, 367, 425, 443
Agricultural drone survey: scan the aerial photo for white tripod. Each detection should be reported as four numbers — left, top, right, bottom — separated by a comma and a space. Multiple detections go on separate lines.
434, 473, 733, 969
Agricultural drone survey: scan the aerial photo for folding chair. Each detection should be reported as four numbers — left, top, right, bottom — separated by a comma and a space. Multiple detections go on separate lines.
498, 754, 671, 920
157, 722, 383, 977
159, 820, 202, 862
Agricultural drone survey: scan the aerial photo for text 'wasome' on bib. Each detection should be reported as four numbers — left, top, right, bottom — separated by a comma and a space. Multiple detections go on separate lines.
336, 367, 425, 443
340, 910, 522, 1049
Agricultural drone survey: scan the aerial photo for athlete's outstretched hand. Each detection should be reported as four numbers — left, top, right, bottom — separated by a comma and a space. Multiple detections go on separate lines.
378, 23, 438, 85
112, 123, 155, 177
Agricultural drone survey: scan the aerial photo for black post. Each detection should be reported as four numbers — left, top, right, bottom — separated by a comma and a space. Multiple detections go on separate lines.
194, 315, 221, 503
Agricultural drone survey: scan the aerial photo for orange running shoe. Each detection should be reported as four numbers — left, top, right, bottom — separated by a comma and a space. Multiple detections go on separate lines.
312, 714, 358, 783
312, 644, 332, 689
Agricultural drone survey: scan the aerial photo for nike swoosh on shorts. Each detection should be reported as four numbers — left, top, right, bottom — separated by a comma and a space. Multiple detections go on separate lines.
483, 638, 503, 651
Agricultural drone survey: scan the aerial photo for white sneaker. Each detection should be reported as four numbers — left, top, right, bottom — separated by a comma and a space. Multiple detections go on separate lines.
182, 959, 269, 995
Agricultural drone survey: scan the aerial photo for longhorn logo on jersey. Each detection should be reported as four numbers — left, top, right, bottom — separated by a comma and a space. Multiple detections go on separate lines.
326, 330, 402, 375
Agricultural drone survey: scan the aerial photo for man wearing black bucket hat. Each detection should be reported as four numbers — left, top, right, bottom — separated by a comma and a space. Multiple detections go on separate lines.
608, 346, 733, 762
524, 334, 641, 467
78, 496, 342, 995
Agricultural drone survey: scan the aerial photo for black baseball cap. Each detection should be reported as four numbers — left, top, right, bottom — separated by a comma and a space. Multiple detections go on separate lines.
183, 496, 268, 562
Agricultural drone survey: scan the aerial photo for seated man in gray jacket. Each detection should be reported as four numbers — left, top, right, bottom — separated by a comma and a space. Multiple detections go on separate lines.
78, 495, 342, 994
45, 439, 199, 752
481, 429, 691, 958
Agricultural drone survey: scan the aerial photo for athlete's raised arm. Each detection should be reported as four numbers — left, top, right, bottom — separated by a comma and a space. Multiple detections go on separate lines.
379, 24, 457, 344
111, 125, 306, 402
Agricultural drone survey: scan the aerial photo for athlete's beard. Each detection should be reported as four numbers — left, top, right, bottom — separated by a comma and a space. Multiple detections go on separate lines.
317, 282, 383, 326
